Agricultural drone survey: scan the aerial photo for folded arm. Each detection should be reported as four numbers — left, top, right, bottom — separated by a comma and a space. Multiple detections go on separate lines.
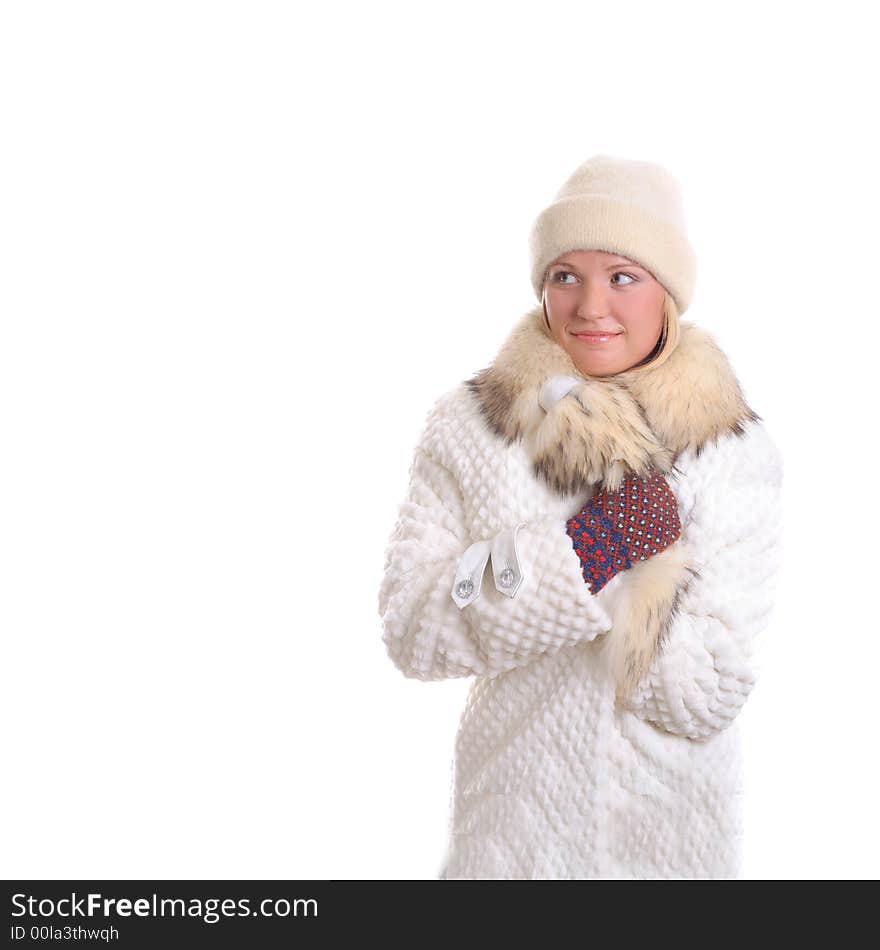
378, 436, 616, 681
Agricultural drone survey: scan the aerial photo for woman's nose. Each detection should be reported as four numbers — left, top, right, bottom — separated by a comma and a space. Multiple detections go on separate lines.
575, 281, 612, 318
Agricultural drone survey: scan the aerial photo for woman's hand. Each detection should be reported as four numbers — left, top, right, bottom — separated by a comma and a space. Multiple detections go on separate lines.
565, 468, 682, 594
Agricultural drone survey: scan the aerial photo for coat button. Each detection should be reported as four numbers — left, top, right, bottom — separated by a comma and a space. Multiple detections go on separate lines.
456, 578, 475, 599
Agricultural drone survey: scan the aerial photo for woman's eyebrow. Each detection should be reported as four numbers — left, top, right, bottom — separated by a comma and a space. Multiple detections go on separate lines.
552, 259, 641, 270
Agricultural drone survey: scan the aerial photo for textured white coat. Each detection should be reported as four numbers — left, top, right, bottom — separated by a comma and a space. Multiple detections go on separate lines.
378, 375, 783, 879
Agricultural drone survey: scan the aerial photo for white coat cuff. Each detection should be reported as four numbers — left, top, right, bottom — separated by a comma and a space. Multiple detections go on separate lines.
450, 539, 492, 609
490, 522, 526, 597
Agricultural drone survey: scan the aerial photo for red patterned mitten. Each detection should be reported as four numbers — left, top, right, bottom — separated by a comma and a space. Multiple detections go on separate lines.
565, 468, 682, 594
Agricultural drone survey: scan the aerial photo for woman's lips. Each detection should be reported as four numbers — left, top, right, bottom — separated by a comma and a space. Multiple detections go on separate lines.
572, 331, 622, 343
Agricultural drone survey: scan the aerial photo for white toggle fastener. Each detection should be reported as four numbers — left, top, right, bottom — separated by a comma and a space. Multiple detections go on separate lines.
491, 523, 526, 598
539, 375, 583, 413
451, 539, 492, 609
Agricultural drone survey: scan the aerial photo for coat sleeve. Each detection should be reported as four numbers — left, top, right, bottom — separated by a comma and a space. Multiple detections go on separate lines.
623, 421, 785, 740
377, 401, 616, 681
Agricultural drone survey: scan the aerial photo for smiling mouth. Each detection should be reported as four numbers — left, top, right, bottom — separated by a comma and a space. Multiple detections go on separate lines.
572, 331, 622, 341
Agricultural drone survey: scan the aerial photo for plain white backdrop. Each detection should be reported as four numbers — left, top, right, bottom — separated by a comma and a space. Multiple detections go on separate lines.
2, 0, 878, 880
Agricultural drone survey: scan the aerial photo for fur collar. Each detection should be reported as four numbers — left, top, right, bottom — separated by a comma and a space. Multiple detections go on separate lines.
466, 305, 760, 497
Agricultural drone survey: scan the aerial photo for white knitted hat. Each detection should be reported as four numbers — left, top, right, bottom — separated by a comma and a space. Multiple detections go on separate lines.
528, 154, 697, 314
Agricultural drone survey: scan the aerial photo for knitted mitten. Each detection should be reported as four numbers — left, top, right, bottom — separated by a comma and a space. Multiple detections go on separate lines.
565, 468, 682, 594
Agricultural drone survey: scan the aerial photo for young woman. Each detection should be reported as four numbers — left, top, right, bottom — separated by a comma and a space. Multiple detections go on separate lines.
378, 154, 784, 879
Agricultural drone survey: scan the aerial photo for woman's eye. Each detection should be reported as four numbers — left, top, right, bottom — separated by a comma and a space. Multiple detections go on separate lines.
553, 270, 635, 285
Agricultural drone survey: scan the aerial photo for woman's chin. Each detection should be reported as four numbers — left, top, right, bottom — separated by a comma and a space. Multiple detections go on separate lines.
572, 355, 628, 377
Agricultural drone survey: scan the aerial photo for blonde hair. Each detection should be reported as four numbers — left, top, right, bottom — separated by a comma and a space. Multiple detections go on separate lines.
624, 292, 680, 374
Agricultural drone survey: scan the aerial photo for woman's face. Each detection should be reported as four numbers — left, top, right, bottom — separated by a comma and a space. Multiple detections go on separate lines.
543, 249, 666, 377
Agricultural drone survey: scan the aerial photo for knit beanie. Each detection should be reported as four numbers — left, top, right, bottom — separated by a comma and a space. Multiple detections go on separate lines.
528, 154, 697, 315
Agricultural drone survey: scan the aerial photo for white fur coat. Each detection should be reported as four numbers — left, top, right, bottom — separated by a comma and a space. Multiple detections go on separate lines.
378, 305, 784, 879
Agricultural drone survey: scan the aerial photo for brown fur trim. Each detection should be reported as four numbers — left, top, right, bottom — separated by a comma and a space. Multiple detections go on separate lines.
600, 546, 698, 703
616, 322, 761, 464
531, 383, 673, 495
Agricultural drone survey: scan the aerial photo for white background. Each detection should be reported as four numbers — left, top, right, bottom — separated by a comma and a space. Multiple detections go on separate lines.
2, 0, 878, 880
